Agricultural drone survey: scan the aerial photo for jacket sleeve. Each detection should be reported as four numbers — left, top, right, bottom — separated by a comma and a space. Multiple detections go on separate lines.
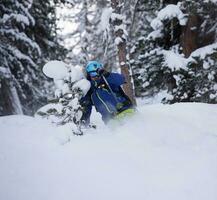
107, 73, 126, 86
80, 91, 92, 126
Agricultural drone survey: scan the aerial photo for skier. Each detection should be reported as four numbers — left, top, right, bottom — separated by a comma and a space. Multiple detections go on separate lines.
80, 61, 135, 126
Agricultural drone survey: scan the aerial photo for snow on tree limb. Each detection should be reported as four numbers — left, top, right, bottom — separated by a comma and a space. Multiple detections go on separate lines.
0, 67, 11, 79
0, 29, 41, 55
162, 42, 217, 72
157, 5, 187, 25
190, 42, 217, 59
151, 4, 187, 31
2, 14, 30, 26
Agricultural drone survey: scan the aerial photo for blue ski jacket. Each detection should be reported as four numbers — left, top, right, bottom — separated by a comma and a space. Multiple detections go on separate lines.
80, 72, 133, 124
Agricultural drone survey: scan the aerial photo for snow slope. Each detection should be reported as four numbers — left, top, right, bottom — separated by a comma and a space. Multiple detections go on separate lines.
0, 103, 217, 200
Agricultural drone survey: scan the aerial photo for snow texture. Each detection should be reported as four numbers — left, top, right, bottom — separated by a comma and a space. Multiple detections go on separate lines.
163, 50, 188, 70
0, 103, 217, 200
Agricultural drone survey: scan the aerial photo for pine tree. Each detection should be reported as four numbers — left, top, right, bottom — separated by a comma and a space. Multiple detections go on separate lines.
126, 1, 162, 97
36, 61, 91, 135
0, 0, 66, 115
0, 0, 40, 115
129, 0, 166, 97
59, 0, 116, 71
131, 0, 217, 103
166, 0, 217, 103
30, 0, 66, 62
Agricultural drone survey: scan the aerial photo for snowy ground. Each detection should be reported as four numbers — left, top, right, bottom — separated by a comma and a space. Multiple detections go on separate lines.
0, 103, 217, 200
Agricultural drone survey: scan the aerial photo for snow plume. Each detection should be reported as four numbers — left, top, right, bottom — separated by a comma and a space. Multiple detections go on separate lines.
1, 103, 217, 200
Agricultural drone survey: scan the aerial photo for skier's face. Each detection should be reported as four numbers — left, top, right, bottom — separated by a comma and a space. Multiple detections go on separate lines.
88, 70, 101, 80
90, 75, 101, 81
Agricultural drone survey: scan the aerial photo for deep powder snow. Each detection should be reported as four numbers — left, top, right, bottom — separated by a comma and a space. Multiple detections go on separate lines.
0, 103, 217, 200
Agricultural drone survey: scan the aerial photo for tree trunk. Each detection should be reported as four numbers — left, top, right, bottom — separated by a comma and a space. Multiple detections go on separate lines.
181, 15, 200, 57
81, 0, 90, 63
0, 67, 23, 115
110, 0, 136, 105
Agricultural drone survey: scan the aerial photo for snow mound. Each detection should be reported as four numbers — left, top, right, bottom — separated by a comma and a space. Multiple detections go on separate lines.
43, 60, 68, 80
0, 103, 217, 200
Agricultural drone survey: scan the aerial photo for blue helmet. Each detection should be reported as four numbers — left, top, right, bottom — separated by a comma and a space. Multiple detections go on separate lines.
86, 61, 103, 77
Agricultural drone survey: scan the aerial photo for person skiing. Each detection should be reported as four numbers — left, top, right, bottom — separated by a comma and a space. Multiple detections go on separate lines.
80, 61, 135, 125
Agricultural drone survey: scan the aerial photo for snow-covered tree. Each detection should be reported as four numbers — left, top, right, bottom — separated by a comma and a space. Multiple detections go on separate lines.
165, 0, 217, 103
36, 61, 91, 135
30, 0, 66, 62
129, 0, 164, 97
131, 0, 217, 103
59, 0, 116, 71
0, 0, 40, 115
0, 0, 66, 115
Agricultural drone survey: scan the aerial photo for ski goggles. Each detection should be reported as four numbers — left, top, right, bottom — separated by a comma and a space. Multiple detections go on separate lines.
88, 71, 99, 77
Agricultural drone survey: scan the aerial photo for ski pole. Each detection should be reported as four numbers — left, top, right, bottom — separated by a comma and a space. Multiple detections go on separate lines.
101, 75, 119, 103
